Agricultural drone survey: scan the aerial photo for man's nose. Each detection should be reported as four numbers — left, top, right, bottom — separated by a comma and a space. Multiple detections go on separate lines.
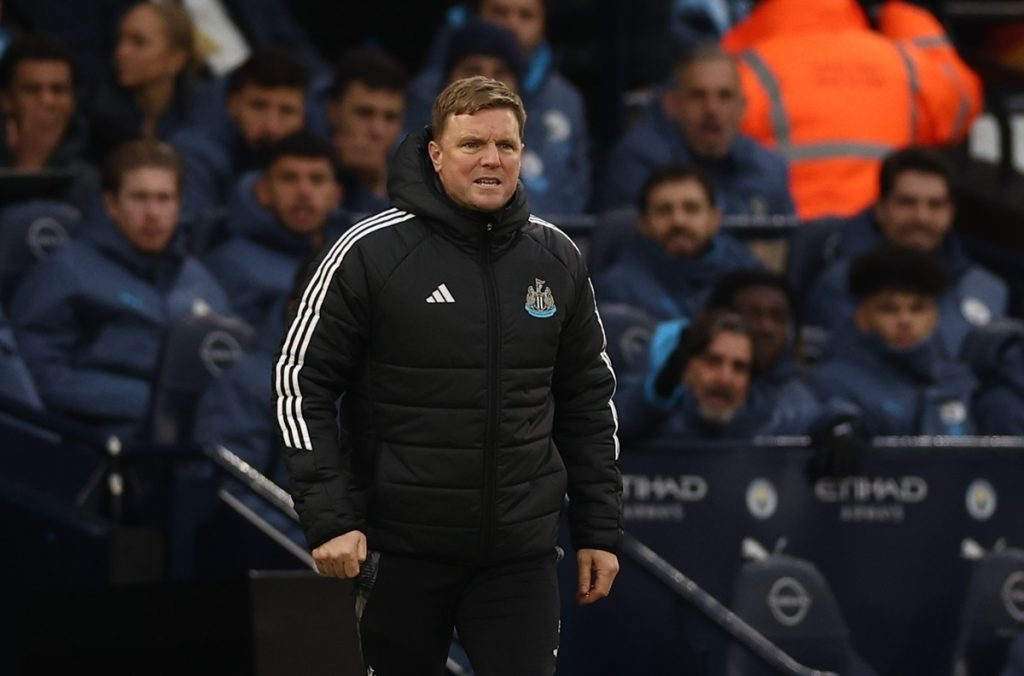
480, 142, 500, 166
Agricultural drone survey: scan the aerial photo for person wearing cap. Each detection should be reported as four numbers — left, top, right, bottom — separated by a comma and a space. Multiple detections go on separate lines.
406, 17, 590, 216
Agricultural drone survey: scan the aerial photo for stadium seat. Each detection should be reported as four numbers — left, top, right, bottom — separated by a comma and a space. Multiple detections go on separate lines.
952, 544, 1024, 676
0, 200, 80, 303
142, 307, 255, 444
596, 302, 658, 375
588, 207, 639, 280
784, 216, 845, 301
725, 551, 879, 675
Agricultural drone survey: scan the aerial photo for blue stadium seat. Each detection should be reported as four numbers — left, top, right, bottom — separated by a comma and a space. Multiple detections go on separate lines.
726, 552, 879, 675
953, 545, 1024, 676
588, 208, 639, 281
0, 200, 80, 304
596, 302, 658, 376
784, 216, 845, 301
142, 308, 254, 444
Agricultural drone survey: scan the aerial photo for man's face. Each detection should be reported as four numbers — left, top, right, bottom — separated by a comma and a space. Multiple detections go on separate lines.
875, 171, 954, 252
731, 285, 791, 370
479, 0, 546, 55
255, 155, 340, 235
1, 59, 75, 131
428, 107, 522, 213
104, 167, 180, 255
683, 331, 753, 424
227, 85, 305, 150
449, 55, 520, 92
664, 58, 744, 158
639, 177, 720, 258
854, 290, 939, 350
327, 81, 405, 174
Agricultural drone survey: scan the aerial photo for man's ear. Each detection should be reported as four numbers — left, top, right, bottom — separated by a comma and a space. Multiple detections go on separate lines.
428, 140, 442, 172
853, 304, 870, 333
102, 191, 118, 220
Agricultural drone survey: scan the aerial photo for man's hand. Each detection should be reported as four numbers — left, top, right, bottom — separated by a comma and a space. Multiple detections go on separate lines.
576, 548, 620, 605
312, 530, 367, 578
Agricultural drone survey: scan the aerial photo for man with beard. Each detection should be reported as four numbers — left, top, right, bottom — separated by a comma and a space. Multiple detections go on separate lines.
806, 245, 977, 437
594, 163, 761, 323
204, 131, 345, 328
171, 49, 309, 222
799, 147, 1007, 358
597, 44, 794, 217
615, 311, 790, 443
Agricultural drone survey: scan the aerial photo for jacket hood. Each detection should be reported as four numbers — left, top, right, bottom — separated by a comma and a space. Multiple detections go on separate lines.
388, 126, 531, 242
80, 209, 186, 284
724, 0, 869, 51
831, 323, 953, 383
224, 171, 345, 254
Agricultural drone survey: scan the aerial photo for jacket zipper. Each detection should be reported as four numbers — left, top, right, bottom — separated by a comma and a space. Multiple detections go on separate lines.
479, 224, 500, 559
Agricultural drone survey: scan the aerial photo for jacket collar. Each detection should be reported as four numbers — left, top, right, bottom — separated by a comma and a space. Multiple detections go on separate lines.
388, 126, 531, 245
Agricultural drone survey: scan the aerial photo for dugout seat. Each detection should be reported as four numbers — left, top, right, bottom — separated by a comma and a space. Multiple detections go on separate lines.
0, 200, 80, 303
953, 543, 1024, 676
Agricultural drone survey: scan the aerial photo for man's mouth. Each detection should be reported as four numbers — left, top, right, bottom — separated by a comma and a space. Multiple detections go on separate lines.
474, 178, 501, 187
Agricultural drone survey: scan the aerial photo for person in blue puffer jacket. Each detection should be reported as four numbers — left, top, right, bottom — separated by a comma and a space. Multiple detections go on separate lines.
615, 311, 839, 445
7, 140, 230, 437
594, 164, 761, 321
807, 245, 978, 437
203, 131, 346, 329
169, 50, 310, 224
0, 306, 42, 410
799, 147, 1008, 359
407, 1, 591, 216
960, 319, 1024, 435
597, 44, 794, 217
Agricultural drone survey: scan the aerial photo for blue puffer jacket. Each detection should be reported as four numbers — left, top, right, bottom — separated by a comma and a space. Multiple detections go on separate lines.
1001, 634, 1024, 676
192, 308, 303, 544
615, 319, 824, 444
0, 306, 42, 409
961, 320, 1024, 435
594, 231, 762, 321
596, 99, 795, 216
800, 210, 1009, 358
203, 172, 349, 328
406, 40, 590, 216
7, 213, 230, 436
806, 328, 978, 437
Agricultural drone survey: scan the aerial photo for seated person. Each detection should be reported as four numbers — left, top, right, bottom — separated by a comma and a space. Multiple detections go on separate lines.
961, 320, 1024, 435
594, 164, 761, 321
407, 17, 590, 215
615, 310, 833, 444
597, 44, 794, 217
170, 49, 309, 221
704, 269, 817, 406
806, 245, 978, 437
204, 131, 345, 328
0, 34, 99, 209
86, 2, 214, 163
326, 48, 408, 216
800, 147, 1008, 358
8, 140, 230, 437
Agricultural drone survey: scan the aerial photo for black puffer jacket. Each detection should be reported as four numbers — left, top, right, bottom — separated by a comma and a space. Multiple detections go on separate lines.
274, 127, 622, 564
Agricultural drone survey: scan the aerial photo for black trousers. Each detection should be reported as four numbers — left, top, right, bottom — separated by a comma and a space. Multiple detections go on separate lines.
356, 550, 560, 676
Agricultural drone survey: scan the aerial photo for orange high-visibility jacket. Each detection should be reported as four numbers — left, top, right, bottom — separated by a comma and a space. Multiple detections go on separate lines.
723, 0, 982, 219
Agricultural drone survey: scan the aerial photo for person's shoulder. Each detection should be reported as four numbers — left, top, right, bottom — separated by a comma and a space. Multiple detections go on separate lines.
732, 133, 788, 169
324, 207, 426, 265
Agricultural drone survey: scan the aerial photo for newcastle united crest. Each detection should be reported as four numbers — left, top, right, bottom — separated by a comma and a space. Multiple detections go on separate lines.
525, 278, 556, 318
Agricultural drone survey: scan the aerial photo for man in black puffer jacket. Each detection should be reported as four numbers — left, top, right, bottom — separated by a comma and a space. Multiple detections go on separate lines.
273, 76, 622, 675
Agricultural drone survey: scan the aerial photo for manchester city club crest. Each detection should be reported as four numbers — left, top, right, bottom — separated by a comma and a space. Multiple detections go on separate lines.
525, 278, 557, 318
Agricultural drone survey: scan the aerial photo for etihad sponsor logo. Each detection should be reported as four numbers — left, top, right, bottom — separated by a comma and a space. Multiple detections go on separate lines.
623, 474, 708, 502
623, 474, 707, 522
815, 476, 928, 524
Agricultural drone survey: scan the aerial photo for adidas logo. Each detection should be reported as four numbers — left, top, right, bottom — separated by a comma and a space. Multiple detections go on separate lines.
425, 283, 456, 304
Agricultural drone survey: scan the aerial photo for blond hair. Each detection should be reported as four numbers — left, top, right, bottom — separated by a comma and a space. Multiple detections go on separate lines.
431, 76, 526, 141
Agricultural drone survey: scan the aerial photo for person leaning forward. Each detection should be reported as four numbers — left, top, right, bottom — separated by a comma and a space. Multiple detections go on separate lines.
272, 75, 622, 676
